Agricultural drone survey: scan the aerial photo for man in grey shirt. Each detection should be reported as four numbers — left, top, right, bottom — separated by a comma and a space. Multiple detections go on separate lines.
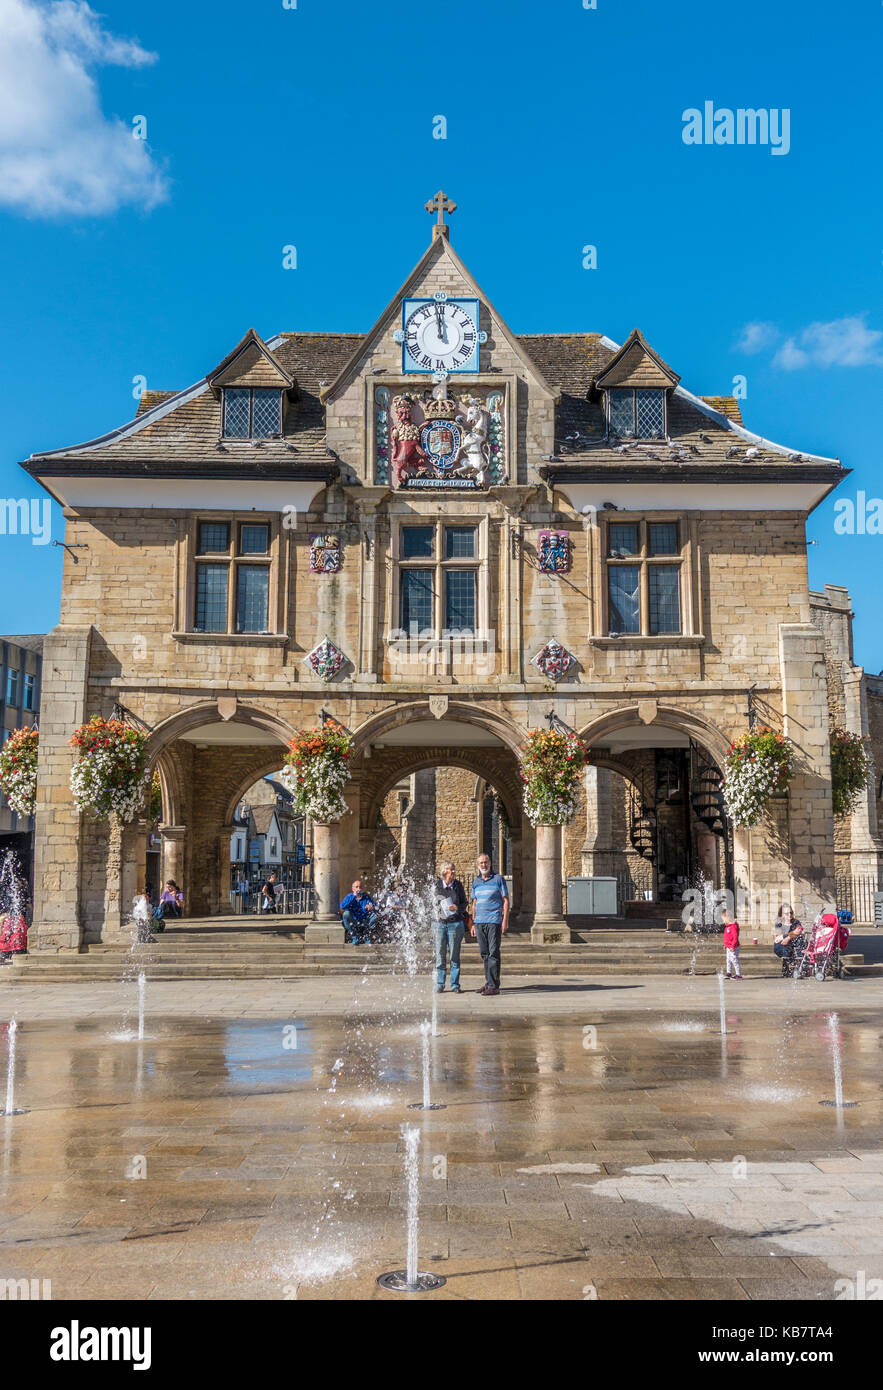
469, 853, 509, 996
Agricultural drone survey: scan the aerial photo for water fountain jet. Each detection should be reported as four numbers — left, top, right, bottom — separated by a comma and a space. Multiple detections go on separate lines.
819, 1011, 858, 1109
2, 1018, 27, 1116
377, 1125, 445, 1292
717, 970, 727, 1036
408, 1020, 445, 1111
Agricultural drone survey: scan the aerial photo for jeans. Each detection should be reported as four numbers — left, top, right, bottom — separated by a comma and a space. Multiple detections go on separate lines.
432, 920, 464, 988
475, 921, 502, 989
342, 908, 377, 943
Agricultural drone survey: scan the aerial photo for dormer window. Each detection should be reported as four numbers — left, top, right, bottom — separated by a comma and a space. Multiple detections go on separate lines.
607, 389, 666, 440
222, 388, 282, 439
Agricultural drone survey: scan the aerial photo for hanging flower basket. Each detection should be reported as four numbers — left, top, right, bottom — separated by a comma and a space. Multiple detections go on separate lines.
0, 726, 39, 819
281, 722, 353, 822
69, 716, 151, 823
721, 725, 795, 828
830, 727, 873, 818
519, 728, 589, 827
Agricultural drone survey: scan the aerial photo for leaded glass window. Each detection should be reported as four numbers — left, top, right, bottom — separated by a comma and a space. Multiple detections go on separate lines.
445, 526, 476, 559
608, 566, 640, 634
445, 570, 476, 632
195, 565, 229, 633
198, 522, 230, 554
400, 569, 433, 631
608, 523, 639, 557
636, 390, 665, 438
222, 388, 282, 439
605, 518, 685, 636
648, 566, 680, 634
240, 523, 269, 555
402, 527, 434, 559
223, 389, 251, 438
252, 389, 281, 438
236, 565, 270, 633
648, 522, 678, 556
608, 390, 635, 437
607, 389, 666, 439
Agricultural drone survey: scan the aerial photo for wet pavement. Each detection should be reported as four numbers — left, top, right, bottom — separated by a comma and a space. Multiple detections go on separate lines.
1, 974, 881, 1300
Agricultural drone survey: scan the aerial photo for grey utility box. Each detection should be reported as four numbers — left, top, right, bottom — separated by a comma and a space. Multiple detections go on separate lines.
567, 877, 618, 916
874, 892, 883, 925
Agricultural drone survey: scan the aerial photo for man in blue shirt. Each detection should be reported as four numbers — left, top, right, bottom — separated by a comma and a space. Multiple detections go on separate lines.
469, 853, 509, 995
339, 879, 378, 945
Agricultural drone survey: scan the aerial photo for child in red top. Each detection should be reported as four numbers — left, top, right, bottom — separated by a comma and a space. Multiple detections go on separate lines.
722, 910, 741, 980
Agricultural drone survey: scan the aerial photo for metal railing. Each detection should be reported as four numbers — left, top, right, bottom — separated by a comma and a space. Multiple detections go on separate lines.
228, 883, 313, 916
834, 875, 882, 925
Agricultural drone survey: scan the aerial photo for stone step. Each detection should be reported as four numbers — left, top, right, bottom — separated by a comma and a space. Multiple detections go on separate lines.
3, 956, 864, 982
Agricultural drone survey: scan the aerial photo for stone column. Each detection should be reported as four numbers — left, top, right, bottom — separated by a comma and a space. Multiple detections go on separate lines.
306, 820, 343, 943
779, 623, 837, 915
103, 816, 149, 944
531, 823, 571, 943
216, 826, 236, 916
32, 624, 93, 952
161, 825, 187, 892
842, 668, 883, 880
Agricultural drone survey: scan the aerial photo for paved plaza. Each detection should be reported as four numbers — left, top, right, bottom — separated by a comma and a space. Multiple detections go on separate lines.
1, 970, 881, 1301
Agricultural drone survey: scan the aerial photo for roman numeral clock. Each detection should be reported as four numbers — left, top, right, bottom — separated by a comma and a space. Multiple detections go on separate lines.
394, 294, 486, 374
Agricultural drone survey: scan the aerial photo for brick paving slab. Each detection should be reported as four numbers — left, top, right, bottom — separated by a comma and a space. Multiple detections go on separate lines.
0, 976, 881, 1299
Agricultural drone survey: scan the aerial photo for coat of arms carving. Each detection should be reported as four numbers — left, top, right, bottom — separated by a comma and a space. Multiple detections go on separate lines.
381, 383, 506, 490
310, 534, 341, 573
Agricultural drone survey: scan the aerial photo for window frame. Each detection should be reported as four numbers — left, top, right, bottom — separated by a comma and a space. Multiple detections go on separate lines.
394, 518, 487, 639
605, 388, 668, 441
221, 388, 283, 440
185, 514, 279, 638
602, 517, 688, 637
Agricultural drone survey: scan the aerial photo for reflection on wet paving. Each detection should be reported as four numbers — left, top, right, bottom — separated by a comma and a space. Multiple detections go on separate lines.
0, 1006, 881, 1300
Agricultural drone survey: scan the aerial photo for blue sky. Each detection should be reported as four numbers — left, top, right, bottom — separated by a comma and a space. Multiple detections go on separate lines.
1, 0, 882, 666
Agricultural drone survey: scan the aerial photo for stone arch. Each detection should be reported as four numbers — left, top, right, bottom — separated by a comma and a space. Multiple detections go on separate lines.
223, 756, 293, 827
360, 745, 523, 833
352, 700, 524, 757
147, 700, 297, 762
578, 703, 731, 768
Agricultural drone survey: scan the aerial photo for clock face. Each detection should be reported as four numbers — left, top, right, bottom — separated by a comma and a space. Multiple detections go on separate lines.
400, 296, 481, 373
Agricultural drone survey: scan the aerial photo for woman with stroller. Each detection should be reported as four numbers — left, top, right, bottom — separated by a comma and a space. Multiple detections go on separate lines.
773, 903, 804, 974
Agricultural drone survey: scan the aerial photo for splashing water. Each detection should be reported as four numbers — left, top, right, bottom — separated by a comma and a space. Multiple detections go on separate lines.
404, 1125, 420, 1289
0, 850, 29, 922
828, 1012, 844, 1109
4, 1018, 16, 1116
421, 1021, 432, 1109
717, 970, 727, 1036
431, 986, 439, 1038
137, 972, 146, 1042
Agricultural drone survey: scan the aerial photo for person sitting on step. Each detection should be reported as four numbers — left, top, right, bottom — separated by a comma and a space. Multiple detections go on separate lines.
339, 879, 378, 945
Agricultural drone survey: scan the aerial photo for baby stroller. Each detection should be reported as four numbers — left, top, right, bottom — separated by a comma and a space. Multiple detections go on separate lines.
792, 912, 849, 980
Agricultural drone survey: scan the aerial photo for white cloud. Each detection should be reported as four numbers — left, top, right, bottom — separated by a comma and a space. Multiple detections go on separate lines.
735, 321, 779, 354
0, 0, 167, 218
773, 315, 883, 370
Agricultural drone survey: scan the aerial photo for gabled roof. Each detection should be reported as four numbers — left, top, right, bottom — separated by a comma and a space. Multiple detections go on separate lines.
207, 328, 294, 391
250, 804, 280, 837
593, 329, 680, 391
320, 234, 558, 403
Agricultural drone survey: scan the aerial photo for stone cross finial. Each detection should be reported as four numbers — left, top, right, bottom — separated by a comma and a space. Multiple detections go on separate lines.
425, 190, 457, 235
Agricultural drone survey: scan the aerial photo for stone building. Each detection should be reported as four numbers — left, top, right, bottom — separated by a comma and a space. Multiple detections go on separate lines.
0, 634, 42, 877
21, 196, 883, 947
